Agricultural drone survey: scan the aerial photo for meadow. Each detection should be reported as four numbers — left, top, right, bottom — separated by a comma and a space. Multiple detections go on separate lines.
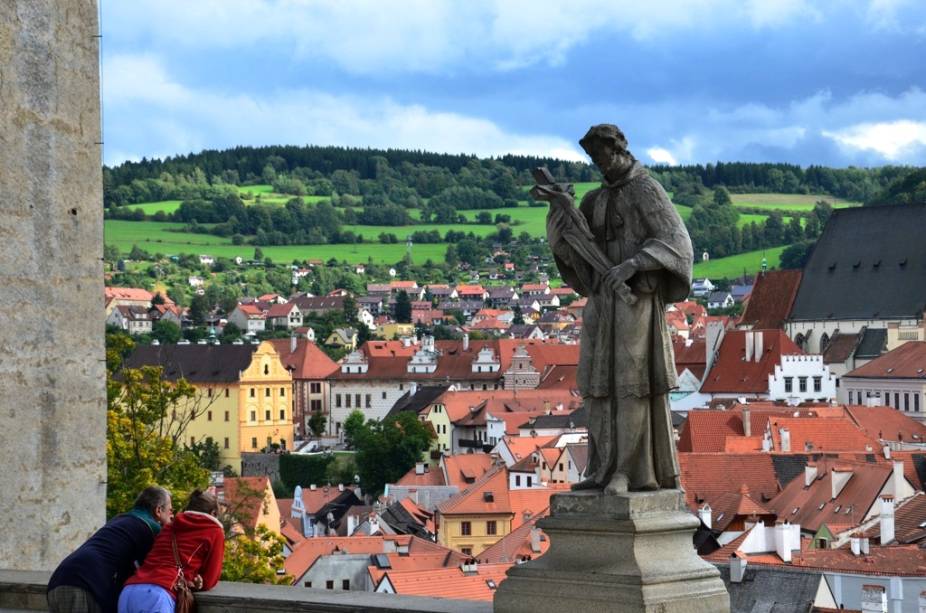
692, 245, 787, 278
730, 193, 858, 211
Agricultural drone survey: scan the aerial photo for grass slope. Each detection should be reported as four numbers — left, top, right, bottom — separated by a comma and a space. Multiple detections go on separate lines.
692, 245, 787, 278
731, 193, 858, 211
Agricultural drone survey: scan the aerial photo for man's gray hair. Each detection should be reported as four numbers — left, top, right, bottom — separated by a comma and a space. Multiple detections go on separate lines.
133, 486, 171, 515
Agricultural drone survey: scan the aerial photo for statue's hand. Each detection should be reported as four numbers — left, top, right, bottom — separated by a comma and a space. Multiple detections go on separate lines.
604, 261, 636, 292
531, 184, 575, 210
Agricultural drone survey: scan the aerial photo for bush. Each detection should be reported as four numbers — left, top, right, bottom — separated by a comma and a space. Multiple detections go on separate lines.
278, 453, 335, 490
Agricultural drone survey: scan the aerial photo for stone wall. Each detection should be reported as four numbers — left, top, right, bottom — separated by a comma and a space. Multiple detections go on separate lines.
241, 452, 282, 483
0, 0, 106, 569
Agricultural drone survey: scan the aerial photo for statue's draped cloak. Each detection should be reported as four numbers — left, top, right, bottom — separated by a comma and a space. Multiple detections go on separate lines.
549, 165, 693, 489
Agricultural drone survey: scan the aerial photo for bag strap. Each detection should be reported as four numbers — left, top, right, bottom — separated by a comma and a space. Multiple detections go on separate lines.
171, 530, 184, 570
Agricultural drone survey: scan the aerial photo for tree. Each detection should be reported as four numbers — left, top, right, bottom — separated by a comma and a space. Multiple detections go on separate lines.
513, 304, 525, 325
394, 290, 412, 324
713, 186, 732, 207
779, 240, 816, 270
151, 319, 181, 344
189, 438, 221, 471
343, 410, 366, 449
253, 247, 264, 260
189, 294, 209, 326
308, 412, 327, 438
349, 412, 436, 497
106, 335, 212, 517
221, 525, 290, 585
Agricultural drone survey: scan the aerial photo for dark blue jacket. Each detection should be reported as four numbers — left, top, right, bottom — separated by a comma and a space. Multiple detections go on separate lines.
47, 512, 158, 613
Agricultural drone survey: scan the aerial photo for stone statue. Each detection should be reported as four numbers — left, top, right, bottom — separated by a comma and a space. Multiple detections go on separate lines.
532, 124, 693, 494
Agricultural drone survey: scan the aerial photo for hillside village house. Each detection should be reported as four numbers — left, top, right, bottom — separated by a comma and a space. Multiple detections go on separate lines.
228, 303, 267, 334
266, 302, 303, 330
123, 341, 294, 472
268, 337, 339, 438
104, 286, 163, 314
786, 205, 926, 355
106, 304, 153, 335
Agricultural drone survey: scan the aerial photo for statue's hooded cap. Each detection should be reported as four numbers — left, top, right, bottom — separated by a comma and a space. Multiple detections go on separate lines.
579, 124, 629, 155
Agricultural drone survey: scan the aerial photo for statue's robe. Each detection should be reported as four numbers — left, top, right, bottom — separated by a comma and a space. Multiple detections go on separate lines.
549, 164, 693, 490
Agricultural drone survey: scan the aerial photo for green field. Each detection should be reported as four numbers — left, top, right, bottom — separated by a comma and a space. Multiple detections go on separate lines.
123, 200, 183, 215
692, 245, 787, 278
731, 193, 858, 211
104, 220, 447, 263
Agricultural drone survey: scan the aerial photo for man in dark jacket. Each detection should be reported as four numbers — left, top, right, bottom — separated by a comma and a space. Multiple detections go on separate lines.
47, 486, 173, 613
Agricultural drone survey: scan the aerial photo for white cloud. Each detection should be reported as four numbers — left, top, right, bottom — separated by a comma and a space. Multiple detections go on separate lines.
104, 0, 833, 75
646, 147, 678, 165
822, 120, 926, 159
102, 54, 586, 164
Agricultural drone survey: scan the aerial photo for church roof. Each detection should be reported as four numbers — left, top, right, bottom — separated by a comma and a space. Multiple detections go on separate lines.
789, 204, 926, 321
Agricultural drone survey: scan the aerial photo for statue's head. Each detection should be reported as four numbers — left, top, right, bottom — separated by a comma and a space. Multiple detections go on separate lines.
579, 124, 635, 178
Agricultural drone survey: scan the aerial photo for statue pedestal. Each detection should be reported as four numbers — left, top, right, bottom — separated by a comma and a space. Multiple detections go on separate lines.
493, 489, 729, 613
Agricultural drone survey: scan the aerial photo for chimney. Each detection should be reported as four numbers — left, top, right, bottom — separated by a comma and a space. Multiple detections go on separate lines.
892, 460, 905, 495
851, 535, 861, 556
861, 585, 887, 613
543, 400, 552, 414
346, 513, 358, 536
338, 483, 345, 492
831, 466, 853, 499
804, 463, 818, 487
410, 381, 418, 396
754, 331, 764, 362
883, 444, 892, 460
290, 334, 297, 353
310, 483, 317, 490
745, 331, 755, 362
415, 462, 425, 475
698, 504, 712, 529
774, 521, 791, 563
730, 554, 747, 583
861, 537, 870, 555
529, 527, 543, 553
742, 406, 751, 438
779, 427, 791, 453
880, 495, 895, 545
463, 333, 470, 351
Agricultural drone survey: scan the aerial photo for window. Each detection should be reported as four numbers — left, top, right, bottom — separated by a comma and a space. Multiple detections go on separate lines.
365, 394, 372, 408
798, 377, 808, 393
225, 388, 229, 398
527, 476, 533, 487
515, 475, 521, 487
336, 394, 342, 408
250, 388, 255, 398
559, 463, 564, 471
382, 391, 387, 399
265, 388, 271, 397
304, 582, 312, 588
280, 387, 286, 397
265, 410, 271, 421
916, 394, 921, 413
206, 436, 213, 446
461, 521, 472, 536
207, 388, 213, 398
784, 377, 793, 393
487, 521, 497, 535
280, 409, 285, 420
207, 411, 212, 422
224, 437, 229, 449
813, 377, 822, 393
250, 411, 256, 422
346, 394, 352, 408
310, 382, 321, 394
399, 384, 404, 391
267, 436, 272, 447
326, 581, 334, 590
264, 364, 269, 375
310, 399, 322, 412
461, 547, 472, 556
251, 437, 257, 449
342, 579, 350, 590
190, 436, 195, 445
355, 394, 361, 408
224, 410, 230, 422
905, 393, 910, 411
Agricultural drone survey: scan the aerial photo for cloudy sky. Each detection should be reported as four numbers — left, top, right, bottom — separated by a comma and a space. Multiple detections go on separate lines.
102, 0, 926, 167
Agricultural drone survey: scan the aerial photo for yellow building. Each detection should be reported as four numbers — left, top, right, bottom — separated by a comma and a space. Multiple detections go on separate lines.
239, 341, 294, 454
421, 400, 452, 464
223, 476, 282, 537
375, 323, 415, 340
124, 341, 294, 474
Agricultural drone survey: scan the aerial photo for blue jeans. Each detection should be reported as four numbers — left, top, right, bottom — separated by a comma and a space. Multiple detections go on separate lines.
118, 584, 175, 613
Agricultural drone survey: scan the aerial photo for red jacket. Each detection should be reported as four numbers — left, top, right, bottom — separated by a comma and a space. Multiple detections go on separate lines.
124, 511, 225, 596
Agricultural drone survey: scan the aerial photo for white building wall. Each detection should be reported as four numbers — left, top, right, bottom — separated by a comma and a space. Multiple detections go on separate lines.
768, 355, 838, 404
328, 380, 408, 437
840, 377, 926, 421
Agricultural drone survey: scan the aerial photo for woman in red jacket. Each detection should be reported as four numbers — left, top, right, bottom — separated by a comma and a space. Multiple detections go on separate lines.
118, 489, 225, 613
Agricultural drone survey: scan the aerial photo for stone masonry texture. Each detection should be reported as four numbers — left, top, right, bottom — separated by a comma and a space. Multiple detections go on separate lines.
0, 0, 106, 569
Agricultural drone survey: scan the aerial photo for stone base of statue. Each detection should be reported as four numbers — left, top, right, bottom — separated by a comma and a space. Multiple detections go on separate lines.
493, 489, 729, 613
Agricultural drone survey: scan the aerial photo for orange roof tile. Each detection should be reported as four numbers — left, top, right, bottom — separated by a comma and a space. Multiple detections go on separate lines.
739, 270, 802, 330
767, 416, 880, 453
846, 340, 926, 379
477, 510, 549, 564
268, 338, 339, 380
396, 463, 447, 487
501, 436, 557, 462
441, 454, 497, 489
845, 405, 926, 444
366, 550, 468, 585
380, 563, 512, 601
104, 286, 155, 302
678, 453, 780, 513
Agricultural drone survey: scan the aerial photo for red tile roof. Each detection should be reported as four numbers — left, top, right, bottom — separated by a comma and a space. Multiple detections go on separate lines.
678, 453, 780, 513
366, 550, 468, 586
765, 459, 895, 533
437, 466, 567, 525
867, 492, 926, 544
379, 562, 512, 601
236, 303, 265, 318
268, 338, 339, 380
766, 415, 881, 453
501, 436, 558, 463
283, 534, 451, 581
105, 286, 156, 302
700, 330, 803, 394
845, 341, 926, 379
266, 302, 296, 318
537, 364, 578, 390
277, 484, 356, 517
739, 270, 803, 330
396, 463, 447, 487
441, 454, 496, 489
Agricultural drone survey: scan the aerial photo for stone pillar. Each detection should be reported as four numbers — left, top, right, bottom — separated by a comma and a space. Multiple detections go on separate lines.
0, 0, 106, 569
494, 490, 729, 613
